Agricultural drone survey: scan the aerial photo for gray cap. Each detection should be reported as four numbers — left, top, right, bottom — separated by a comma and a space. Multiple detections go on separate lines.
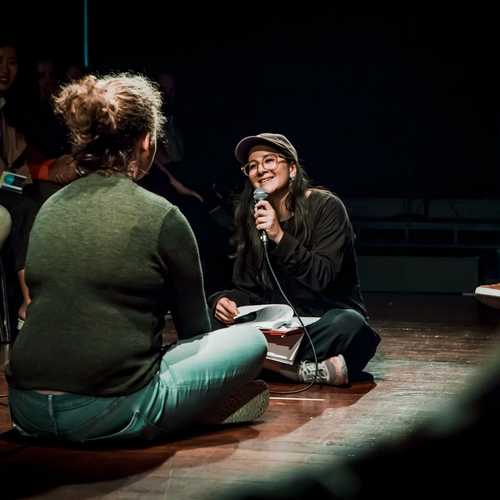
234, 133, 298, 164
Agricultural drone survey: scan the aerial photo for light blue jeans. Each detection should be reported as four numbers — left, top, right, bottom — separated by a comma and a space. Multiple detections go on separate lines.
8, 324, 267, 442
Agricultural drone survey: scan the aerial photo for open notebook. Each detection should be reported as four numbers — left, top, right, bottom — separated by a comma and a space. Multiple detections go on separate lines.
235, 304, 319, 365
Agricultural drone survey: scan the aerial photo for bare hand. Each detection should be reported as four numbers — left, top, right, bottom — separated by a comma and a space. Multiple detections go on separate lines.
254, 200, 284, 243
159, 164, 204, 203
18, 298, 31, 321
215, 297, 239, 325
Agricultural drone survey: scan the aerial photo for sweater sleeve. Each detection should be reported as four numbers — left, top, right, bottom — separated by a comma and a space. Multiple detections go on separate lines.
270, 193, 350, 292
207, 265, 265, 313
158, 206, 212, 339
207, 248, 268, 314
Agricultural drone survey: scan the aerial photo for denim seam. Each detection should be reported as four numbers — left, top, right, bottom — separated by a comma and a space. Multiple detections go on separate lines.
47, 395, 59, 436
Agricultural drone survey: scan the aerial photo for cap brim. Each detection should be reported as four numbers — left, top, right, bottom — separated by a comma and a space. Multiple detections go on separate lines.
234, 136, 283, 164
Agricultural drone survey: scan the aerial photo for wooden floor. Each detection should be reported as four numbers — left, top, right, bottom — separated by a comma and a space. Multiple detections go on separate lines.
1, 293, 499, 499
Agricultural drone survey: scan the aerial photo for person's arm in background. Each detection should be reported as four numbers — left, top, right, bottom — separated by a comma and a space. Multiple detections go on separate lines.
158, 205, 211, 338
158, 163, 204, 203
26, 143, 78, 185
154, 143, 204, 203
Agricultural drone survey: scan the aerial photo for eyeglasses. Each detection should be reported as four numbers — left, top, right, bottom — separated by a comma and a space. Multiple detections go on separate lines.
240, 153, 288, 177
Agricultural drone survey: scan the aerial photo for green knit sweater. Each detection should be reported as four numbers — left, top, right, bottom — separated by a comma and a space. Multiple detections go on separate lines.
7, 173, 211, 396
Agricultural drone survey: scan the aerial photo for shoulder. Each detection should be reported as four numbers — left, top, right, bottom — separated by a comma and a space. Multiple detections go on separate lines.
305, 189, 352, 231
306, 188, 347, 213
42, 174, 178, 223
134, 183, 176, 213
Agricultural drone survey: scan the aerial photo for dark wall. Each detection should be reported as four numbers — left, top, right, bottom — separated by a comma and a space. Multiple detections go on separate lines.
7, 2, 497, 198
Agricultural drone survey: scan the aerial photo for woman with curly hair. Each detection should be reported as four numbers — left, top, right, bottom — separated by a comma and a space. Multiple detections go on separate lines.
6, 73, 268, 442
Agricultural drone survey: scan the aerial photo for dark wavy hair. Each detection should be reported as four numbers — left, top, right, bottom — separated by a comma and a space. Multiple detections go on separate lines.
233, 157, 312, 290
53, 73, 165, 177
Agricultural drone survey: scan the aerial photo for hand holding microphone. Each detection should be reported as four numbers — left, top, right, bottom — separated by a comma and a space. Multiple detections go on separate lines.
253, 188, 284, 245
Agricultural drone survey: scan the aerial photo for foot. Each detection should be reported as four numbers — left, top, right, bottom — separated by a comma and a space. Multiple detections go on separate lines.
298, 354, 349, 386
206, 380, 270, 425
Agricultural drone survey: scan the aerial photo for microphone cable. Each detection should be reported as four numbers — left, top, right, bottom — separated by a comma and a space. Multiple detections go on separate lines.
261, 238, 320, 395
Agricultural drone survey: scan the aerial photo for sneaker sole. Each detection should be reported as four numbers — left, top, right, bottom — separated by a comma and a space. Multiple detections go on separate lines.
475, 288, 500, 309
222, 387, 270, 424
475, 286, 500, 298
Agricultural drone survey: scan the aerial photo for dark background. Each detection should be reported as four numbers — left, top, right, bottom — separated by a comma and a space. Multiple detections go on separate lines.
6, 1, 498, 199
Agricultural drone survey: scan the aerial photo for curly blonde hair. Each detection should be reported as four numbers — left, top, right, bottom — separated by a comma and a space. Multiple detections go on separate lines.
53, 73, 165, 176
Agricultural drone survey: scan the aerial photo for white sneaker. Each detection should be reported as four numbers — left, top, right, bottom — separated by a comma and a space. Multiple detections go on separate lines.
298, 354, 349, 386
474, 283, 500, 309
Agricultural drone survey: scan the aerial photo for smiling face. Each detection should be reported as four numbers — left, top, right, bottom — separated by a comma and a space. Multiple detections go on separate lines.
0, 45, 18, 95
246, 145, 296, 197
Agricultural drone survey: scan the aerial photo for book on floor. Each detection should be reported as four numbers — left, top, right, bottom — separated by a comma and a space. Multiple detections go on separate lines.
234, 304, 319, 365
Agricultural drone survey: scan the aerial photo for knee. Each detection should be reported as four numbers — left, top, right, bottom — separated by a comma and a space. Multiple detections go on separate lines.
323, 308, 367, 331
239, 325, 268, 365
225, 325, 268, 379
323, 308, 379, 343
337, 310, 380, 347
244, 326, 268, 360
221, 324, 268, 361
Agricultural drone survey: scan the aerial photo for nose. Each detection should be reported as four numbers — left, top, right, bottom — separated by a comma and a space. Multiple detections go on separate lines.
256, 161, 267, 175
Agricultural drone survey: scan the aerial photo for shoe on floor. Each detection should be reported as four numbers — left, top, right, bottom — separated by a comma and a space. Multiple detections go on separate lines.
298, 354, 349, 386
474, 283, 500, 309
207, 380, 269, 425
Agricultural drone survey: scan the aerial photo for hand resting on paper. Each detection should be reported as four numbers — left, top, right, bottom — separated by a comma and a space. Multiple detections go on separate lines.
214, 297, 240, 325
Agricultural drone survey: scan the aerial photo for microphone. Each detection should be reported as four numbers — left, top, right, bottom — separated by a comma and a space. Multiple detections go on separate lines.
253, 188, 268, 245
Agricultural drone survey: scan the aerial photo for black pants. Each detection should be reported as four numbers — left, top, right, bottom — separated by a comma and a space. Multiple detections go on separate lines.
297, 308, 381, 378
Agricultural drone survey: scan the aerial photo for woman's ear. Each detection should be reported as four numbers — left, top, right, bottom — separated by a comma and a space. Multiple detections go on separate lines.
140, 133, 152, 153
289, 162, 297, 180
